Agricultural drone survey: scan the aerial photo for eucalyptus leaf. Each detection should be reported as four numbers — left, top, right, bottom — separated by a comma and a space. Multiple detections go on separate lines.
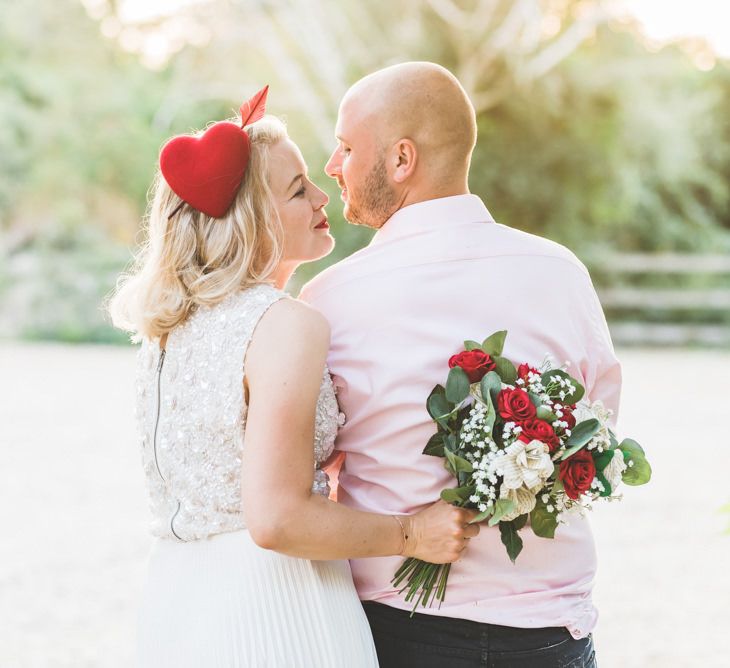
427, 391, 452, 430
619, 438, 646, 456
480, 371, 502, 403
540, 369, 585, 403
499, 521, 524, 563
493, 356, 517, 384
444, 448, 473, 475
423, 432, 445, 457
620, 439, 652, 486
528, 392, 543, 407
468, 508, 493, 524
481, 330, 508, 356
427, 386, 450, 419
444, 433, 458, 452
530, 504, 558, 539
561, 419, 601, 459
488, 498, 516, 526
446, 366, 471, 404
440, 485, 475, 504
593, 449, 614, 473
536, 406, 558, 422
596, 471, 612, 497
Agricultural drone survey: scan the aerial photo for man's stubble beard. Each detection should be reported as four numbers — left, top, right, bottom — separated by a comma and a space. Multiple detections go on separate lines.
344, 155, 398, 230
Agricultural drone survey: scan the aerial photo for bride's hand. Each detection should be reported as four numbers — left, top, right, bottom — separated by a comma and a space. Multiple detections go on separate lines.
400, 500, 480, 563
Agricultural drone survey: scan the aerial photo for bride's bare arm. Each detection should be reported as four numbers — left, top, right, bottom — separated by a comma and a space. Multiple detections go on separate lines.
241, 298, 478, 561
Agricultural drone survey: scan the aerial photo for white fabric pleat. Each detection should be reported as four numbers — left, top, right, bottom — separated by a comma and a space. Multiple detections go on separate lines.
137, 530, 379, 667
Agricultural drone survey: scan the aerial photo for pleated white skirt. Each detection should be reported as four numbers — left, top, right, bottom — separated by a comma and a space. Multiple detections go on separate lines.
138, 530, 379, 667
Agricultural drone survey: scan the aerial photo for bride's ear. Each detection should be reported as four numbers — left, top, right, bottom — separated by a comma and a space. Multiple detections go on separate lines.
391, 139, 418, 183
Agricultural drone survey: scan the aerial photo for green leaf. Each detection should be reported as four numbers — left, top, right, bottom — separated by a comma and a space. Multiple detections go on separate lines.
512, 513, 528, 530
593, 449, 614, 473
480, 370, 502, 402
482, 330, 508, 356
444, 433, 458, 452
540, 369, 585, 404
440, 485, 475, 504
560, 419, 601, 460
499, 521, 524, 563
493, 356, 518, 384
423, 432, 445, 457
619, 437, 646, 457
528, 392, 543, 407
619, 438, 652, 486
444, 448, 473, 475
445, 366, 471, 404
536, 406, 558, 422
596, 471, 612, 497
464, 340, 482, 351
530, 503, 558, 539
427, 386, 449, 417
468, 508, 493, 524
488, 498, 516, 526
427, 387, 452, 430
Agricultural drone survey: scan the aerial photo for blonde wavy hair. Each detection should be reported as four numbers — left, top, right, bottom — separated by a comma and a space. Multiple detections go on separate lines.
109, 116, 288, 340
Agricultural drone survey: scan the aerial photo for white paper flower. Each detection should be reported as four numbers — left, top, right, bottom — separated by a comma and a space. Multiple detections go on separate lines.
499, 484, 537, 521
574, 399, 614, 451
603, 449, 627, 493
493, 439, 554, 492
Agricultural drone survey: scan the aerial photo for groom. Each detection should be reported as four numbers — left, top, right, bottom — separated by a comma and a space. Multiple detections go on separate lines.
300, 62, 618, 668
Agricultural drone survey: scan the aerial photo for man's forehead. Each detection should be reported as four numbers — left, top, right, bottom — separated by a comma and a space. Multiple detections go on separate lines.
335, 94, 376, 140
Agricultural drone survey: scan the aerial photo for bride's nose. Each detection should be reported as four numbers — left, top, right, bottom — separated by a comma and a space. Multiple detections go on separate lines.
313, 185, 329, 209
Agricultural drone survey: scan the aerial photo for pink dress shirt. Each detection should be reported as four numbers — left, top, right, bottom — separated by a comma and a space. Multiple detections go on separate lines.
299, 194, 621, 639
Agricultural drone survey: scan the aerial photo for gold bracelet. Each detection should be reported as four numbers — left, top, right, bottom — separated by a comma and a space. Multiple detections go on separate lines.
393, 515, 408, 555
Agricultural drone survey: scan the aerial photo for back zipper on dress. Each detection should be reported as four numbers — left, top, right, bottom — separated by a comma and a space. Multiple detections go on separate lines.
153, 348, 184, 541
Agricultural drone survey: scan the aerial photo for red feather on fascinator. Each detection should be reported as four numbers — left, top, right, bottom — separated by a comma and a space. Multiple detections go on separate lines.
160, 85, 269, 218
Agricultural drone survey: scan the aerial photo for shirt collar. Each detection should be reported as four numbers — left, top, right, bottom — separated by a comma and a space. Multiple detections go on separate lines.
369, 194, 495, 246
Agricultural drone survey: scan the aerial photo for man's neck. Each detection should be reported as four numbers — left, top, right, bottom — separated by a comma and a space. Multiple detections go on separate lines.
397, 184, 470, 212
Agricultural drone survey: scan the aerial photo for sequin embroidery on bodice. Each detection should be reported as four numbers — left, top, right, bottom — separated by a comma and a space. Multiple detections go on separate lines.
135, 284, 343, 541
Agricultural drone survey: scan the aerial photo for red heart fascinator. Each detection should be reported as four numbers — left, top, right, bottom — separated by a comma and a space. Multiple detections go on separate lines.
159, 85, 269, 218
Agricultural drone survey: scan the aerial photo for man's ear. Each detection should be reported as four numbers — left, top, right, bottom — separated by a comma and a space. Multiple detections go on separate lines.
390, 139, 417, 183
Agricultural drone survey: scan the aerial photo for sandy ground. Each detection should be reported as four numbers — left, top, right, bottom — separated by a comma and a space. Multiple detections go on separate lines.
1, 342, 728, 667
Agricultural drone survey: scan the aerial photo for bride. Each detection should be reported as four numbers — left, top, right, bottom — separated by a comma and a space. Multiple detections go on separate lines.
109, 88, 479, 667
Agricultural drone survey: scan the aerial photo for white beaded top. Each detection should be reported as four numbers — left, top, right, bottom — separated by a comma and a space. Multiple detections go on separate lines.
134, 284, 344, 541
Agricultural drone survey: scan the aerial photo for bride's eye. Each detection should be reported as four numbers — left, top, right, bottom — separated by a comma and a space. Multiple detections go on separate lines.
293, 186, 306, 198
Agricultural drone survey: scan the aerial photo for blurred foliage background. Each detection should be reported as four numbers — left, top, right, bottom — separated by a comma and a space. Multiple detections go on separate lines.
1, 0, 729, 344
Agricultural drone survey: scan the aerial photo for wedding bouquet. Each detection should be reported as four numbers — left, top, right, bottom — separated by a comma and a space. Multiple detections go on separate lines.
392, 330, 651, 612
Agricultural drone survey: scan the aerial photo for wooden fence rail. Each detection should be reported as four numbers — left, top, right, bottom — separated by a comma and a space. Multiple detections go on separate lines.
586, 253, 730, 347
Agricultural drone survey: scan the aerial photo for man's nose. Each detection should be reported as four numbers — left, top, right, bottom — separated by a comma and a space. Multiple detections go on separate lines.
325, 148, 341, 179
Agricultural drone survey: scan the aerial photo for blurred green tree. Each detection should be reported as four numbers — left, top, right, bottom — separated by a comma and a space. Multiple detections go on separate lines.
0, 0, 728, 342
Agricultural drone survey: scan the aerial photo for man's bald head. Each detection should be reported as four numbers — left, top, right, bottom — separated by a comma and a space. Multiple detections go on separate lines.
326, 62, 477, 229
342, 62, 477, 180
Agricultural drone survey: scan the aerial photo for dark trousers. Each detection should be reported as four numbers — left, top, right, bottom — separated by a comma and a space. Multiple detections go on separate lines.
363, 601, 597, 668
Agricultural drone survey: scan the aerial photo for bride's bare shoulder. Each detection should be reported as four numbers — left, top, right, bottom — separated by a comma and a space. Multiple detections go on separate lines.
247, 297, 330, 368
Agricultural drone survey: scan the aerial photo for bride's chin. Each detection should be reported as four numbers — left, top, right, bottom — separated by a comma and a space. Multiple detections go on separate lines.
316, 235, 335, 259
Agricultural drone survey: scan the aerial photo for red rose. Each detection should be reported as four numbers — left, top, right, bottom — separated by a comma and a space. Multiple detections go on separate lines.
517, 363, 540, 381
448, 350, 496, 383
559, 449, 596, 500
497, 388, 536, 421
519, 418, 559, 452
